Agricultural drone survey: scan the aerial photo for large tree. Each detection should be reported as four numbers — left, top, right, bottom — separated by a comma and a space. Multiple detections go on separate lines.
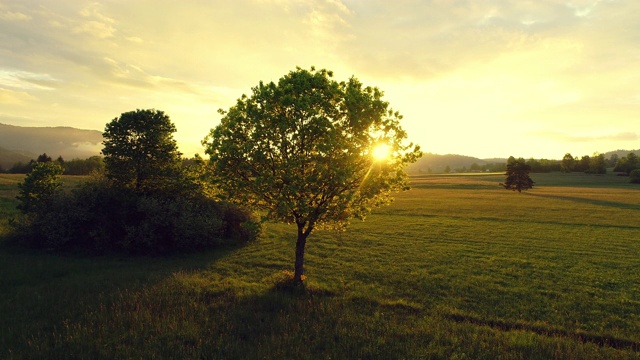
203, 67, 421, 283
102, 109, 183, 192
500, 157, 534, 192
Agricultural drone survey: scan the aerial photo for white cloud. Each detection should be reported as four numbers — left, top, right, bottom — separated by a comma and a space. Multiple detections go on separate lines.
0, 69, 60, 91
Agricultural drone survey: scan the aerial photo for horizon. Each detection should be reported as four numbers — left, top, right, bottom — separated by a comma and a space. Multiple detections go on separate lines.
1, 1, 639, 159
1, 121, 639, 163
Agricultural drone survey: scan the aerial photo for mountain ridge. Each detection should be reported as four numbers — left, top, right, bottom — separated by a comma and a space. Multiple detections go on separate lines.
0, 123, 103, 169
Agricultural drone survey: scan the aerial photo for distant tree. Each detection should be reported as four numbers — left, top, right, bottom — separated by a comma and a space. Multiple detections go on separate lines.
574, 155, 591, 173
607, 154, 619, 168
587, 153, 607, 174
630, 169, 640, 184
36, 153, 52, 163
16, 161, 63, 213
561, 153, 575, 172
538, 158, 561, 172
500, 157, 534, 192
613, 152, 639, 175
9, 161, 32, 174
102, 109, 183, 192
526, 158, 540, 172
444, 165, 451, 174
63, 156, 105, 175
204, 67, 421, 284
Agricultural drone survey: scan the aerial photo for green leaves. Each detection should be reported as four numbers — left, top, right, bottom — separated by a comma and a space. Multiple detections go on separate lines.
102, 109, 183, 193
16, 161, 63, 213
204, 67, 422, 230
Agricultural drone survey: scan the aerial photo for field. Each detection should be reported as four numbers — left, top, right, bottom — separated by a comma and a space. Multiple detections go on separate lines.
1, 172, 639, 359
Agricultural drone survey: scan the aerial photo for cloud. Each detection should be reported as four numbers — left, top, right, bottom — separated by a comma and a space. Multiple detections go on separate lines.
0, 69, 60, 91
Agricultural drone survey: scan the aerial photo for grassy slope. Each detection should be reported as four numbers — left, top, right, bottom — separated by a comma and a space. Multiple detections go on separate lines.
1, 173, 639, 359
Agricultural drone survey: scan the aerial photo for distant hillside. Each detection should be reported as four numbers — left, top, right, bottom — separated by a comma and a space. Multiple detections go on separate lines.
406, 153, 507, 174
0, 123, 103, 169
603, 149, 639, 159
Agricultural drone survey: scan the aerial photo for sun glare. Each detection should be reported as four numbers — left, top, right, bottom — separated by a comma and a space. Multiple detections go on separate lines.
372, 144, 391, 161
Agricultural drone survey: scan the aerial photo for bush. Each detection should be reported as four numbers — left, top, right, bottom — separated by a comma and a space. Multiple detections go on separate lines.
630, 169, 640, 184
11, 176, 260, 254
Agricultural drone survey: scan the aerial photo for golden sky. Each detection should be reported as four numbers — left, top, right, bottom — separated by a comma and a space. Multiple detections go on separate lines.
0, 0, 638, 159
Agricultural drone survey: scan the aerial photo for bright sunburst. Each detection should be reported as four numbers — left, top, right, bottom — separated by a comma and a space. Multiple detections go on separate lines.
372, 143, 391, 161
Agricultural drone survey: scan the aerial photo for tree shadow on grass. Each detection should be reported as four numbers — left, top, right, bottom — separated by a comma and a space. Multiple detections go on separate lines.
526, 192, 640, 211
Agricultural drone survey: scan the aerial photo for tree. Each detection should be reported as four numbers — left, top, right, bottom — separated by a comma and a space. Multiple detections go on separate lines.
102, 109, 183, 192
16, 161, 63, 213
36, 153, 52, 163
607, 153, 619, 168
575, 155, 591, 173
613, 152, 639, 175
587, 153, 606, 174
630, 169, 640, 184
561, 153, 575, 172
203, 67, 421, 284
500, 157, 534, 192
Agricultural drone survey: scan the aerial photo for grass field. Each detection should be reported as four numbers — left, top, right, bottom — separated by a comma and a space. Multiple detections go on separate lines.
1, 172, 639, 359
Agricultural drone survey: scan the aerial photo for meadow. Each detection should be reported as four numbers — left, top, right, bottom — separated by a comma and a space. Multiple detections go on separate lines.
1, 172, 639, 359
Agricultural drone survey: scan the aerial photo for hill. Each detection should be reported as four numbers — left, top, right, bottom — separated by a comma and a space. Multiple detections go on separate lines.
0, 123, 103, 169
603, 149, 639, 159
406, 153, 507, 174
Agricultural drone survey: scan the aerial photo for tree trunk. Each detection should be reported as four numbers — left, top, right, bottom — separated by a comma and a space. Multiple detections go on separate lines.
293, 222, 310, 284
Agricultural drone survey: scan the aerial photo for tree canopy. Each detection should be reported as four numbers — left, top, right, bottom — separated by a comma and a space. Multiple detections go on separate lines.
500, 157, 534, 192
203, 67, 421, 283
102, 109, 182, 192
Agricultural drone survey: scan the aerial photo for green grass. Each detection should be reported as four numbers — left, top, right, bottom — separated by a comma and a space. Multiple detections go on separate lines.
1, 172, 639, 359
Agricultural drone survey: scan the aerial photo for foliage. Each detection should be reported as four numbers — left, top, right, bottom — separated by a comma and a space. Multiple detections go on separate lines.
500, 157, 534, 192
630, 169, 640, 184
525, 157, 561, 173
561, 153, 576, 172
614, 152, 639, 175
102, 109, 183, 192
587, 153, 607, 174
10, 175, 260, 254
62, 156, 105, 175
204, 67, 421, 282
15, 161, 63, 213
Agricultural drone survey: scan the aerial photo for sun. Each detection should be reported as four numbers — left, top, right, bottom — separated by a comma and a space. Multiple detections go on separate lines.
372, 143, 391, 161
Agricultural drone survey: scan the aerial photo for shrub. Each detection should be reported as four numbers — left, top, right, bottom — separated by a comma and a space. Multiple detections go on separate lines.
16, 162, 63, 213
630, 169, 640, 184
12, 176, 260, 254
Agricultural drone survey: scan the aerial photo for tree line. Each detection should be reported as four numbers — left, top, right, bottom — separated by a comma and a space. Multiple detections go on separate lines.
4, 153, 105, 175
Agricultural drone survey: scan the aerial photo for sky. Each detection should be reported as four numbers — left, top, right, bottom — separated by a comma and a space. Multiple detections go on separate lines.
0, 0, 638, 159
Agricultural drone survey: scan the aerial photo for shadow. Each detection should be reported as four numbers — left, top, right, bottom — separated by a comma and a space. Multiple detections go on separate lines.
526, 193, 640, 211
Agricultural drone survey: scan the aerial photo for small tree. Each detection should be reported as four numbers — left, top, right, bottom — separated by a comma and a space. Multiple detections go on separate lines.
16, 161, 63, 213
500, 157, 534, 192
102, 109, 183, 192
204, 67, 421, 284
630, 169, 640, 184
